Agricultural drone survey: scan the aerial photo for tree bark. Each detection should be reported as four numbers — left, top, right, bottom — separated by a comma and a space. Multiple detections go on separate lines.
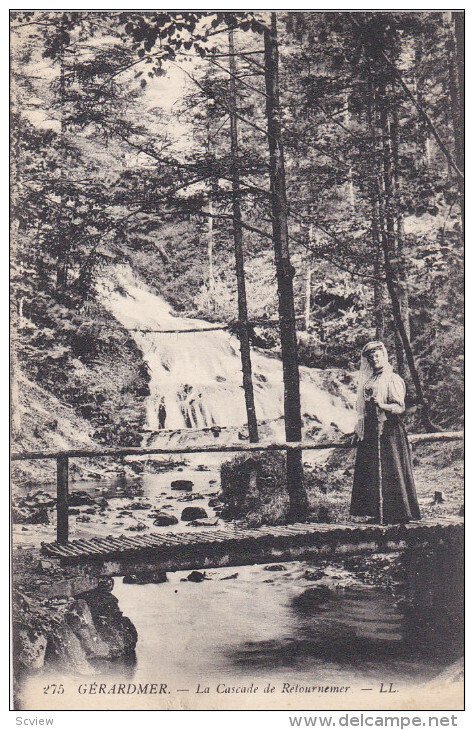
390, 105, 410, 379
207, 197, 215, 311
367, 78, 385, 339
445, 12, 464, 231
228, 28, 259, 443
56, 27, 68, 293
344, 92, 356, 211
264, 13, 309, 519
369, 78, 436, 430
304, 224, 314, 332
378, 97, 437, 430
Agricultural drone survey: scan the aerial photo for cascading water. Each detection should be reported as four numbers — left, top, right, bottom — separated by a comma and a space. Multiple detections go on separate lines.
101, 266, 356, 446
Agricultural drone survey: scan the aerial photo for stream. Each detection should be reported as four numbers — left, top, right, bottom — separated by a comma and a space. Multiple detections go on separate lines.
15, 267, 463, 709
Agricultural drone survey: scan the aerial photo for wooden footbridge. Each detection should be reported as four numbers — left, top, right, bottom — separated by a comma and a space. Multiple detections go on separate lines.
12, 431, 463, 591
40, 516, 463, 576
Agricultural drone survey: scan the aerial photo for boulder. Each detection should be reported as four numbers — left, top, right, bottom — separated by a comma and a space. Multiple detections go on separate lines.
69, 491, 96, 507
66, 599, 112, 659
12, 505, 49, 525
123, 570, 167, 585
188, 518, 218, 527
83, 590, 137, 658
263, 564, 286, 572
126, 523, 147, 532
23, 490, 55, 508
152, 512, 178, 527
181, 506, 207, 522
186, 571, 206, 583
208, 497, 222, 507
171, 479, 194, 492
303, 569, 327, 582
44, 623, 94, 674
124, 501, 152, 511
94, 497, 109, 508
13, 626, 47, 671
177, 493, 203, 502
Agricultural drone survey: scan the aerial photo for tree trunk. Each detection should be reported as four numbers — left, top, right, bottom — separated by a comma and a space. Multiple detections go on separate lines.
264, 13, 309, 519
344, 92, 356, 211
445, 11, 464, 231
228, 28, 259, 443
304, 224, 314, 332
371, 201, 385, 340
390, 105, 410, 379
379, 88, 406, 376
374, 89, 437, 430
56, 35, 68, 293
207, 197, 215, 312
367, 78, 385, 339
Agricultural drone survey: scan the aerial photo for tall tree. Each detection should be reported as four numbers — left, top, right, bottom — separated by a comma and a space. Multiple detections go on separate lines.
228, 27, 259, 442
264, 13, 309, 519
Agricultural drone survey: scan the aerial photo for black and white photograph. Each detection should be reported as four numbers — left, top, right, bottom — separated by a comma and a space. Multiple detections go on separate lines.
10, 7, 464, 712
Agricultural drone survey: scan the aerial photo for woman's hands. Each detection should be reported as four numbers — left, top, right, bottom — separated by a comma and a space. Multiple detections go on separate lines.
374, 395, 404, 415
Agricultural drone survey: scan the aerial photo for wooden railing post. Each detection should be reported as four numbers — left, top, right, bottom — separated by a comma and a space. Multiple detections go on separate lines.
56, 455, 69, 544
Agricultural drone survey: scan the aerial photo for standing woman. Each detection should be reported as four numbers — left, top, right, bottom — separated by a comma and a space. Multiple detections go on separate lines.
350, 341, 421, 524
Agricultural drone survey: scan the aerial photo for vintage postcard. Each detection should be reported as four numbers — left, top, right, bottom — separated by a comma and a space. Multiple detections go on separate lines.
10, 8, 464, 712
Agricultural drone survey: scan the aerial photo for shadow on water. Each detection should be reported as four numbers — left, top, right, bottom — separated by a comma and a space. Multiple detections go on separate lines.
228, 541, 463, 675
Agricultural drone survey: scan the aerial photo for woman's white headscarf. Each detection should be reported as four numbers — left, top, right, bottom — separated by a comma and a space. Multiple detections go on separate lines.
355, 341, 393, 440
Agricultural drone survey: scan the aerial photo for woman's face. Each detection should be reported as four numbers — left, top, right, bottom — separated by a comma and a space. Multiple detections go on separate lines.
366, 347, 385, 371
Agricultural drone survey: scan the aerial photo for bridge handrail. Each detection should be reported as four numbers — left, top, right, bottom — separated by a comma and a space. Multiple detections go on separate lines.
10, 430, 464, 462
11, 430, 463, 545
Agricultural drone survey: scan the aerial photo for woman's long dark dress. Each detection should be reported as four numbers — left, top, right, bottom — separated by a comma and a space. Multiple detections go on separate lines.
350, 400, 421, 523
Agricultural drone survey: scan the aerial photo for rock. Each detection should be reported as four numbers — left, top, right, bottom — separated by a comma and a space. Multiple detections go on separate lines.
171, 479, 194, 492
12, 505, 49, 525
83, 507, 96, 515
303, 569, 327, 581
83, 590, 137, 658
263, 564, 286, 572
221, 573, 239, 581
69, 508, 80, 515
152, 512, 178, 527
181, 506, 207, 521
38, 560, 54, 573
76, 515, 91, 523
208, 497, 222, 507
186, 571, 206, 583
196, 464, 210, 471
66, 599, 111, 659
94, 497, 109, 508
13, 627, 47, 671
188, 518, 218, 527
44, 623, 94, 674
23, 491, 55, 508
123, 570, 167, 585
292, 586, 333, 612
126, 523, 147, 532
177, 493, 204, 502
69, 491, 96, 507
434, 491, 445, 504
124, 501, 152, 511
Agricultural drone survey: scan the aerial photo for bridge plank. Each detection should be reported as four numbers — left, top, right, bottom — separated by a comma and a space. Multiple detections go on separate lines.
40, 518, 464, 573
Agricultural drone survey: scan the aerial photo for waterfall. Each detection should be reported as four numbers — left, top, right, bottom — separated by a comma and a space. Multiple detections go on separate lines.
100, 267, 356, 445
